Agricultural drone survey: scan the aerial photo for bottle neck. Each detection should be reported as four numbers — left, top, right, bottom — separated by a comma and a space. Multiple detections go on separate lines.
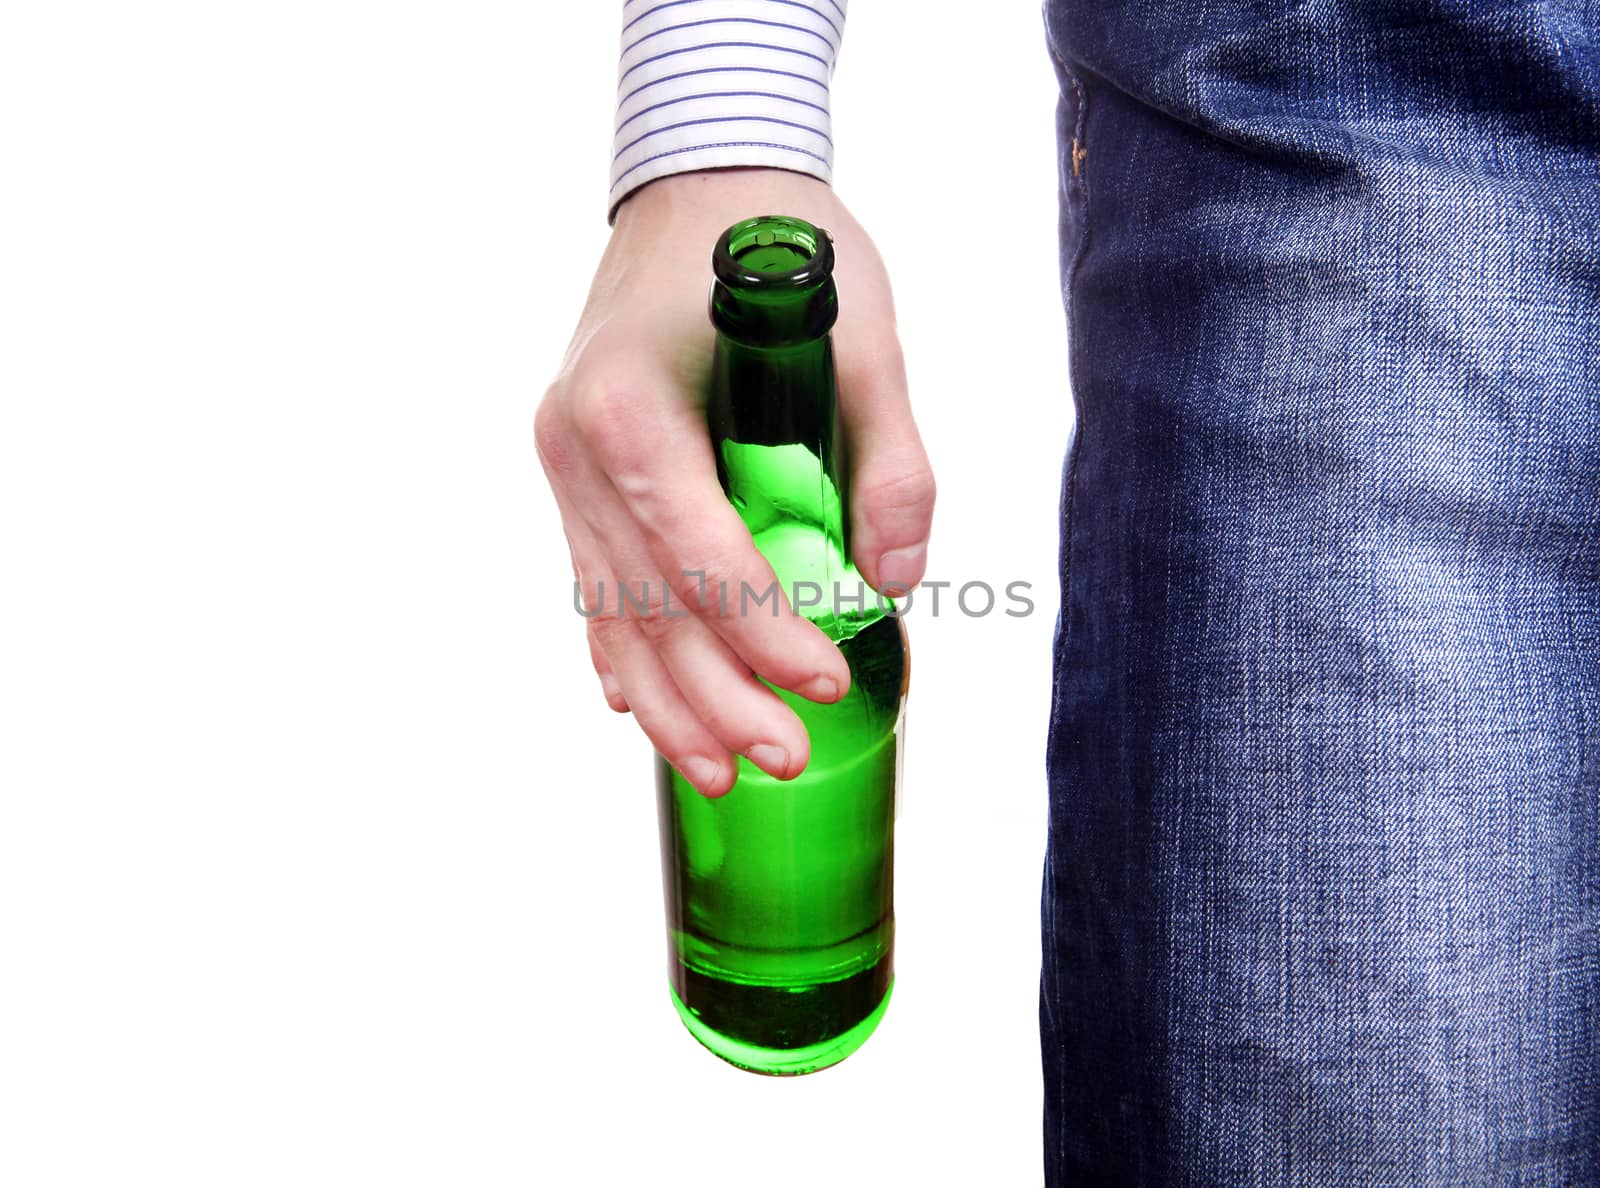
710, 278, 837, 346
705, 215, 889, 640
706, 214, 846, 555
710, 331, 876, 639
707, 329, 849, 573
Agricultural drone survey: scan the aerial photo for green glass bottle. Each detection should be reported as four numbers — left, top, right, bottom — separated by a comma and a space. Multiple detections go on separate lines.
655, 215, 909, 1075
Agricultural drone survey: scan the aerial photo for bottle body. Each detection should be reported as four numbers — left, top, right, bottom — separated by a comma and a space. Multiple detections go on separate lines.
657, 612, 904, 1074
655, 215, 908, 1074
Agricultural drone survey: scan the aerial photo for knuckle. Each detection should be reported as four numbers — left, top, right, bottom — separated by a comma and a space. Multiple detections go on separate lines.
635, 611, 684, 645
859, 461, 937, 519
662, 547, 739, 614
533, 395, 566, 468
607, 580, 683, 640
569, 382, 639, 459
586, 612, 630, 651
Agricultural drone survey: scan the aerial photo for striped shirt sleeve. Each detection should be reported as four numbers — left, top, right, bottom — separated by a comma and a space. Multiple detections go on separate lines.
609, 0, 846, 219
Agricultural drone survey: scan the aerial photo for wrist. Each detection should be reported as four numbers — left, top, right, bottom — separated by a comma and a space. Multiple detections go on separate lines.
613, 168, 835, 233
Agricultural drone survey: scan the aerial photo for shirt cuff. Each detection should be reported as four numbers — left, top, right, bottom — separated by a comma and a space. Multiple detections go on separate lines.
608, 0, 846, 220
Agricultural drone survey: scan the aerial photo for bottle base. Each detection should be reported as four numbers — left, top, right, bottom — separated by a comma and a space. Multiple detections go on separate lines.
668, 975, 894, 1076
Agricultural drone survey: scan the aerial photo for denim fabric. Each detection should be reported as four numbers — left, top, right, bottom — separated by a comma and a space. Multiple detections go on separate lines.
1040, 2, 1600, 1184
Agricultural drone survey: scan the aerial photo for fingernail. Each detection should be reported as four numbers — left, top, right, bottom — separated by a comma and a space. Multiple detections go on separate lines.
877, 542, 927, 594
680, 756, 722, 794
799, 675, 840, 703
599, 672, 623, 703
746, 744, 789, 777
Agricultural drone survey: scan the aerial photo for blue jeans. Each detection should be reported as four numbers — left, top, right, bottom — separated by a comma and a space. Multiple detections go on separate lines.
1040, 3, 1600, 1183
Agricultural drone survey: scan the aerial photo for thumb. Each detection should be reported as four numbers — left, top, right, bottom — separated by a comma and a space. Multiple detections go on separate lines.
836, 333, 936, 597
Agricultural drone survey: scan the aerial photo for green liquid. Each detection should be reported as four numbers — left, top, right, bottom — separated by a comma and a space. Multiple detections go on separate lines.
656, 614, 905, 1075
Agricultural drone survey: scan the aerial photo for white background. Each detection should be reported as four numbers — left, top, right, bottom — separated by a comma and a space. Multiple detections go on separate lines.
2, 3, 1070, 1184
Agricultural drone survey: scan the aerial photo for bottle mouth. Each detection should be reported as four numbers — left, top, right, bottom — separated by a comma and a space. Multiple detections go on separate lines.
713, 215, 835, 291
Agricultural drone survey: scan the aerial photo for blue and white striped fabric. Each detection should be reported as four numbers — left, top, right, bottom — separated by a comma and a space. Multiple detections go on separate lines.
609, 0, 847, 217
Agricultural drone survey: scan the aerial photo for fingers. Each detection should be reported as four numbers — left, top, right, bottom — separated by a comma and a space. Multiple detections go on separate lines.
589, 616, 737, 798
567, 374, 851, 701
539, 386, 816, 795
550, 473, 632, 716
586, 624, 628, 713
646, 616, 811, 781
832, 327, 936, 597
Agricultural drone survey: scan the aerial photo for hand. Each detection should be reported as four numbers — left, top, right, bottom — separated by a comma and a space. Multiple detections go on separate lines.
536, 169, 934, 796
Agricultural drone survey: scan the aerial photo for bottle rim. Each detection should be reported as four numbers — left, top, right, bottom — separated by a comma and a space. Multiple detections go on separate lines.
712, 215, 835, 292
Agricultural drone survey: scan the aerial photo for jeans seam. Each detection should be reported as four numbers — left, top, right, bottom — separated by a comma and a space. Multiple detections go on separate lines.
1047, 49, 1090, 755
1043, 38, 1090, 1186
